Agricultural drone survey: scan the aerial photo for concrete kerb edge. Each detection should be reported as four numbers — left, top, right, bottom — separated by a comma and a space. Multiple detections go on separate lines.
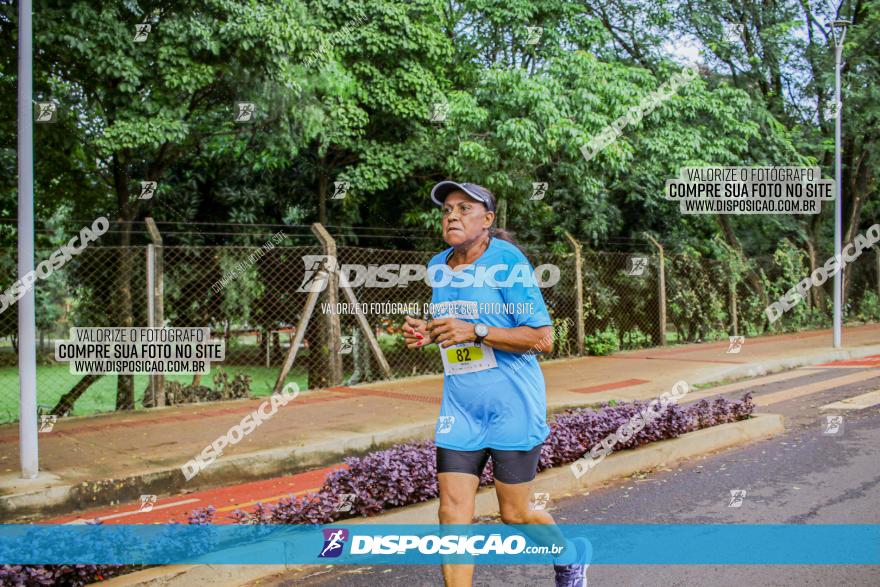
0, 421, 437, 520
545, 344, 880, 414
688, 343, 880, 388
101, 413, 784, 587
6, 342, 872, 519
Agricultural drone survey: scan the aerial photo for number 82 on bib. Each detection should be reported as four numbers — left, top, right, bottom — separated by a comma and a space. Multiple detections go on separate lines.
441, 343, 497, 375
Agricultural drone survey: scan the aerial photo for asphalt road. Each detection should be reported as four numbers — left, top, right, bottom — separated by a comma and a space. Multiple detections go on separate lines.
248, 365, 880, 587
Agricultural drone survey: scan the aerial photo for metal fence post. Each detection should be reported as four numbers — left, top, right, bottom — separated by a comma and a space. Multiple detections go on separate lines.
563, 232, 585, 355
644, 234, 667, 346
145, 218, 164, 406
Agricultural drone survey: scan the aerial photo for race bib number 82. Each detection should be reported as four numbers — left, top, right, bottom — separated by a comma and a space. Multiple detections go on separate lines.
441, 343, 497, 375
446, 345, 483, 364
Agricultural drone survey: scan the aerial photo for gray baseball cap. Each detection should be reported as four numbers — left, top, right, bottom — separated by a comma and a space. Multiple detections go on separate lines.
430, 181, 495, 212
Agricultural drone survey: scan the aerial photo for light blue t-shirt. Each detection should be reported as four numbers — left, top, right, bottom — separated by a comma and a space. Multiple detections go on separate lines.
428, 237, 552, 451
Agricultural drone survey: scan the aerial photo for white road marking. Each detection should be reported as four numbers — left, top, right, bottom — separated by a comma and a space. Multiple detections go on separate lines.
65, 497, 201, 524
820, 390, 880, 411
755, 370, 880, 406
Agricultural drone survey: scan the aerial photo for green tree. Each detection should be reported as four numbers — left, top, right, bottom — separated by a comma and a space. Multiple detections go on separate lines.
3, 0, 317, 409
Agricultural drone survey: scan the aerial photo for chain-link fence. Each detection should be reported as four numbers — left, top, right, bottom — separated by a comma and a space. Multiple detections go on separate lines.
1, 227, 878, 424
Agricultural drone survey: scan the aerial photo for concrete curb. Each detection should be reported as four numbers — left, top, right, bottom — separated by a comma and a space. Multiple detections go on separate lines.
686, 344, 880, 388
4, 340, 873, 518
0, 422, 436, 520
101, 413, 784, 587
5, 339, 873, 518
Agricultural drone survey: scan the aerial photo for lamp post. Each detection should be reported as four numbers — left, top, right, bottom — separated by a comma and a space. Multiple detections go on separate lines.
829, 19, 850, 349
18, 0, 39, 479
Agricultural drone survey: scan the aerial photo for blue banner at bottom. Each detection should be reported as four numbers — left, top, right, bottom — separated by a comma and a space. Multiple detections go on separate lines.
1, 524, 877, 565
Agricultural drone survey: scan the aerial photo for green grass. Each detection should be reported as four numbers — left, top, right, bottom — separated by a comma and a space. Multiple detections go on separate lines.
0, 365, 308, 424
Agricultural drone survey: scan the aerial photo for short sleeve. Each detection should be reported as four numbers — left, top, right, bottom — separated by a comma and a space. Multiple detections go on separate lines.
499, 253, 552, 328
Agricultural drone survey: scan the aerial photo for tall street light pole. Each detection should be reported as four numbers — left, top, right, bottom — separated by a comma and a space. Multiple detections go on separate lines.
830, 19, 850, 349
18, 0, 39, 478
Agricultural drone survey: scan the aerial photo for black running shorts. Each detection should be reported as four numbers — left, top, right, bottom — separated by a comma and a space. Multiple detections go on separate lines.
436, 444, 543, 484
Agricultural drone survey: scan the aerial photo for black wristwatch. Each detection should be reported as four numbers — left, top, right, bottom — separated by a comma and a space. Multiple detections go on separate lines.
473, 323, 489, 345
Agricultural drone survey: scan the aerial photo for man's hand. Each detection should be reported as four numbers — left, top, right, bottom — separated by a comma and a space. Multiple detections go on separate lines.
403, 315, 431, 348
427, 318, 477, 348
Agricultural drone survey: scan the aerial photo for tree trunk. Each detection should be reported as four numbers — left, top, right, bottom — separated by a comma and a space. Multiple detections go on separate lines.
305, 305, 332, 389
318, 173, 328, 226
113, 157, 135, 411
52, 374, 103, 416
260, 327, 270, 367
717, 215, 770, 328
842, 149, 873, 304
804, 238, 827, 312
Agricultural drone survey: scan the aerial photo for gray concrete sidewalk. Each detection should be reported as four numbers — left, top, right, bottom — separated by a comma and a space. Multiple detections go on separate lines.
1, 323, 878, 520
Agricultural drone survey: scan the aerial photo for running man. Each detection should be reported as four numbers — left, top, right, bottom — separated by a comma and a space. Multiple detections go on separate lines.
403, 181, 591, 587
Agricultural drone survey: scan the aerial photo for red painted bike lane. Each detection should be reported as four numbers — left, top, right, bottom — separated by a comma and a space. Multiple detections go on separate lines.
36, 353, 880, 526
41, 464, 346, 525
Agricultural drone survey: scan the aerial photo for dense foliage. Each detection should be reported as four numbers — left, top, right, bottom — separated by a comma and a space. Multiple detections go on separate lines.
0, 1, 875, 401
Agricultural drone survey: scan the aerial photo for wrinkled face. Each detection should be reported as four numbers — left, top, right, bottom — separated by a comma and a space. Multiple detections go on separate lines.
441, 191, 494, 247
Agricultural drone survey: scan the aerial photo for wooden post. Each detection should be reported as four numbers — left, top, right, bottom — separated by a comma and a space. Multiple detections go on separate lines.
310, 222, 391, 378
273, 279, 324, 394
643, 233, 667, 346
273, 223, 393, 392
338, 275, 392, 378
563, 231, 585, 355
145, 218, 165, 406
311, 223, 343, 386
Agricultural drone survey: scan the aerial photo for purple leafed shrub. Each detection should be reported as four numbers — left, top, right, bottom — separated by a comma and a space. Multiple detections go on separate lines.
4, 393, 753, 584
0, 564, 138, 586
228, 393, 754, 525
